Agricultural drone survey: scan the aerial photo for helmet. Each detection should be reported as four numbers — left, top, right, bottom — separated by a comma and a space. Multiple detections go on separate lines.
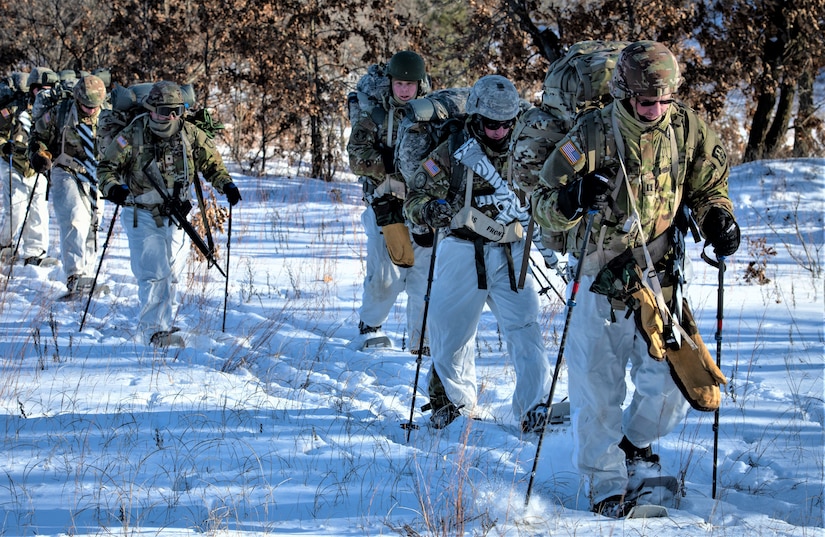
26, 67, 59, 90
145, 80, 184, 109
59, 69, 77, 82
73, 75, 106, 107
610, 40, 681, 99
466, 74, 520, 121
387, 50, 426, 82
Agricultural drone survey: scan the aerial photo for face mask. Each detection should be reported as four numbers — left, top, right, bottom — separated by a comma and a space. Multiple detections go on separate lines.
148, 116, 182, 139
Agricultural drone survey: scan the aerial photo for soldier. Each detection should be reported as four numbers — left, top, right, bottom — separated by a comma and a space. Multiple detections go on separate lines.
531, 41, 739, 517
0, 68, 56, 266
347, 50, 434, 353
98, 80, 240, 347
29, 74, 107, 296
404, 74, 552, 431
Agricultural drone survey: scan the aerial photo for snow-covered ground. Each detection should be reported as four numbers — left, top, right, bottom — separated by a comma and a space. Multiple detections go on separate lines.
0, 157, 822, 536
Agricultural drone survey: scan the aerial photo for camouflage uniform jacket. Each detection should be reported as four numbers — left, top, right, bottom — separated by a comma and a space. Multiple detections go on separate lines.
98, 117, 231, 208
532, 100, 734, 262
347, 96, 407, 190
29, 101, 100, 178
405, 129, 511, 229
0, 101, 35, 177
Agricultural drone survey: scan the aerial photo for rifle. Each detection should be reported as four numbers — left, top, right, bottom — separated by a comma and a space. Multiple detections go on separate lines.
142, 160, 227, 278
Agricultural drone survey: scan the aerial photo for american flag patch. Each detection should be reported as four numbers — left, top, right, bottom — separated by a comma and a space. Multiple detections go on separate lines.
1, 108, 9, 119
560, 140, 583, 167
116, 134, 128, 149
423, 158, 441, 177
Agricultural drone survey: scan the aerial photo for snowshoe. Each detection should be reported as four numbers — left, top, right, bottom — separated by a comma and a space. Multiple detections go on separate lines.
592, 494, 637, 518
24, 253, 59, 267
58, 276, 96, 301
423, 402, 462, 429
351, 321, 392, 350
150, 327, 185, 348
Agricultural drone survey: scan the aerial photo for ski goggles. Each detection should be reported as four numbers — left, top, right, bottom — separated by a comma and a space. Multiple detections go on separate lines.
480, 117, 515, 131
152, 105, 184, 118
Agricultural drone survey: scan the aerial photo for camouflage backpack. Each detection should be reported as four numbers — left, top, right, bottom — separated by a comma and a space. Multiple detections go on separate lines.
346, 63, 391, 127
394, 87, 471, 182
510, 40, 629, 193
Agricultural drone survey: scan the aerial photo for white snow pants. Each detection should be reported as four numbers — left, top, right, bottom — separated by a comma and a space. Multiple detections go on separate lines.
0, 162, 48, 257
566, 273, 690, 504
50, 167, 101, 278
427, 235, 552, 420
122, 206, 187, 343
359, 204, 432, 348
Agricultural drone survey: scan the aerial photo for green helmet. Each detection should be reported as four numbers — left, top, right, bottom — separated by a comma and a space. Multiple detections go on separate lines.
145, 80, 184, 109
59, 69, 77, 82
466, 74, 520, 121
26, 67, 59, 91
73, 75, 106, 107
610, 40, 681, 99
387, 50, 426, 82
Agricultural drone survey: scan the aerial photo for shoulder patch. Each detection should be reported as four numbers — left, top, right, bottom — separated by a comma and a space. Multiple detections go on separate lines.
559, 140, 584, 167
423, 158, 441, 177
1, 108, 9, 119
711, 144, 726, 167
116, 134, 128, 149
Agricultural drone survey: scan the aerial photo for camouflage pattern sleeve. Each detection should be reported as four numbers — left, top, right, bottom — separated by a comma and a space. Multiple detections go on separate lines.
681, 112, 734, 227
531, 124, 591, 233
97, 126, 134, 198
403, 141, 453, 227
189, 123, 232, 191
346, 112, 386, 184
509, 107, 568, 194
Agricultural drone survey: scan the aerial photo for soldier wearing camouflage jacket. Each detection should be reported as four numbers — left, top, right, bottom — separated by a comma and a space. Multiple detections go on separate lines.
346, 50, 433, 353
531, 41, 740, 518
98, 80, 239, 347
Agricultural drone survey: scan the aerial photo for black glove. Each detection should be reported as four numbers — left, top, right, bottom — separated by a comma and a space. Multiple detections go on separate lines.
30, 149, 52, 173
224, 182, 241, 206
557, 168, 611, 220
371, 194, 404, 227
702, 207, 740, 257
376, 143, 396, 174
421, 199, 453, 228
106, 184, 130, 205
1, 141, 14, 157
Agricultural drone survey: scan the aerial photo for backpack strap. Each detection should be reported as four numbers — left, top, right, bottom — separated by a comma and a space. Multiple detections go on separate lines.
445, 129, 468, 205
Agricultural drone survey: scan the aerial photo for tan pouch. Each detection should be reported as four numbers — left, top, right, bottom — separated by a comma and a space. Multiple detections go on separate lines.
665, 301, 728, 411
383, 222, 414, 268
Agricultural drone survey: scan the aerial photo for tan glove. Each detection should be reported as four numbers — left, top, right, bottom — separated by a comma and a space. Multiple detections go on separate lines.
665, 300, 728, 412
382, 222, 415, 268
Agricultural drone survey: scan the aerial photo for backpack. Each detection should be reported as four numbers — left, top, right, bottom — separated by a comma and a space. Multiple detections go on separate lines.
347, 63, 391, 127
510, 40, 629, 193
394, 87, 471, 182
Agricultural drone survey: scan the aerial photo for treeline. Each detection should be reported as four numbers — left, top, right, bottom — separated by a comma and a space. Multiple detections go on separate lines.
1, 0, 822, 180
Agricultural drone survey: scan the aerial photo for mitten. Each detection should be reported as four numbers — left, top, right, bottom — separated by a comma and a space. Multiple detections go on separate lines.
702, 207, 739, 257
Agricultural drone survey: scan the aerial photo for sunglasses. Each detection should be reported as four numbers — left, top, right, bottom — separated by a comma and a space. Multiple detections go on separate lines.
635, 98, 675, 108
480, 117, 515, 130
154, 105, 184, 118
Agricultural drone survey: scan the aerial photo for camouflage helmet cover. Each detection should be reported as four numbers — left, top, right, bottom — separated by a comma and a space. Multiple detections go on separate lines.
26, 66, 59, 90
145, 80, 184, 109
386, 50, 426, 82
466, 74, 520, 121
610, 40, 681, 99
73, 75, 107, 107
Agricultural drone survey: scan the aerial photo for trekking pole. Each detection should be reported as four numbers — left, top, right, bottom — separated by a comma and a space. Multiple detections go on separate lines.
711, 253, 726, 499
528, 256, 566, 302
221, 203, 232, 332
3, 173, 39, 289
525, 210, 597, 507
80, 204, 120, 331
401, 230, 439, 442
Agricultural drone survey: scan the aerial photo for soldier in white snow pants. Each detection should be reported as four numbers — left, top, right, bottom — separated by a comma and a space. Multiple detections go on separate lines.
0, 162, 49, 261
49, 167, 101, 279
427, 234, 552, 422
565, 274, 689, 503
359, 203, 432, 350
121, 206, 187, 342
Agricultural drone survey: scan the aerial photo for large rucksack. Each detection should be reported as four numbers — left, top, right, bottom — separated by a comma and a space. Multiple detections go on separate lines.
510, 40, 629, 193
394, 87, 471, 182
347, 63, 391, 127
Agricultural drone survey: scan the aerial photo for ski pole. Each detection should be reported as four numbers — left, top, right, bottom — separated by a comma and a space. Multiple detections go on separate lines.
525, 209, 597, 507
528, 255, 566, 302
80, 204, 120, 331
401, 230, 439, 442
712, 254, 726, 499
222, 203, 232, 332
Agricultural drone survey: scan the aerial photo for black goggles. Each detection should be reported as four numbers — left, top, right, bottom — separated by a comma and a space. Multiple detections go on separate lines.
635, 97, 675, 108
480, 117, 515, 130
154, 105, 184, 118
